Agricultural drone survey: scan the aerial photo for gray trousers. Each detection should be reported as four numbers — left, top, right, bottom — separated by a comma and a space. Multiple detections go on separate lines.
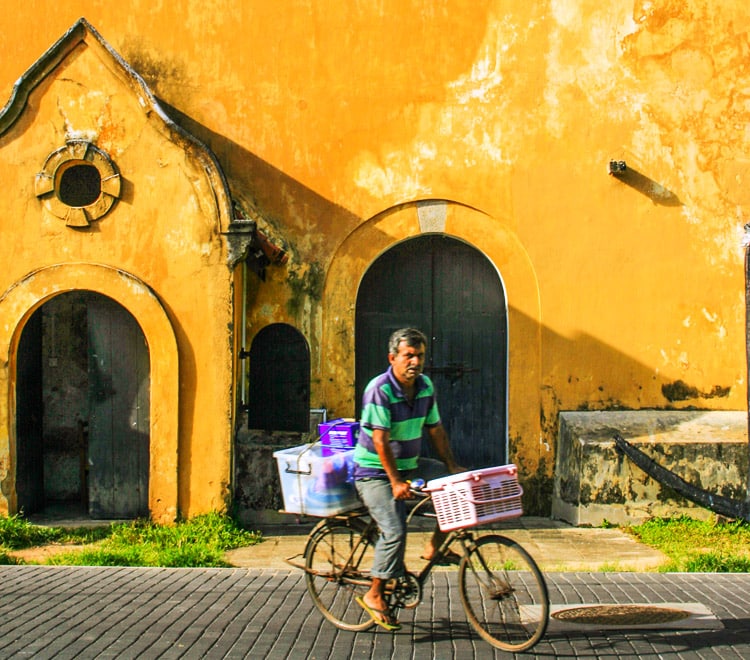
354, 458, 447, 580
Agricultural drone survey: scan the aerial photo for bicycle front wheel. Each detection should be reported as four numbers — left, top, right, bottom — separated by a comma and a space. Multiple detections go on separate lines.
458, 534, 549, 652
304, 519, 377, 632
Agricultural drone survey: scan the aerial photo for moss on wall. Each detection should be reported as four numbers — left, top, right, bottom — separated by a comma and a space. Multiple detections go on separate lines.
520, 459, 554, 517
286, 262, 324, 318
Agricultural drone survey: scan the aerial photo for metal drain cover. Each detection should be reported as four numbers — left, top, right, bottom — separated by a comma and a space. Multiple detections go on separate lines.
553, 604, 690, 626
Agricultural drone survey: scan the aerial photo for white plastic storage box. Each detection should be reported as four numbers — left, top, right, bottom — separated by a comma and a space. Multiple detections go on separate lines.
273, 443, 360, 517
424, 464, 523, 532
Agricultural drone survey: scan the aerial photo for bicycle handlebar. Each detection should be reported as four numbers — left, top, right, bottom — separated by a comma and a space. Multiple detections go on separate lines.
407, 478, 431, 499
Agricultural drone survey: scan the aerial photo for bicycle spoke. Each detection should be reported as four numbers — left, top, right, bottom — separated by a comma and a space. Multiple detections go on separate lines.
304, 520, 377, 631
458, 534, 548, 652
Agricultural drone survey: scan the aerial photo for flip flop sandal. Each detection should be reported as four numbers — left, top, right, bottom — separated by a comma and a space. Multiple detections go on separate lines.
421, 550, 462, 566
354, 596, 402, 631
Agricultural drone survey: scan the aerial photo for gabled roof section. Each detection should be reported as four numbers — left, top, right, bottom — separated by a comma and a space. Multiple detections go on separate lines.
1, 18, 153, 136
0, 17, 238, 239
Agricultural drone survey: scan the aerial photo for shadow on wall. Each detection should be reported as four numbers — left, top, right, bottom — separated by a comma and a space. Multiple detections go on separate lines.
157, 103, 735, 517
610, 165, 682, 207
166, 103, 707, 421
524, 310, 735, 434
159, 101, 362, 257
515, 310, 737, 515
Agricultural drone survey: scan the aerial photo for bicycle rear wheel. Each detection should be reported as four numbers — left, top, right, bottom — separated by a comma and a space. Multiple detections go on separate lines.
304, 518, 377, 631
458, 534, 549, 652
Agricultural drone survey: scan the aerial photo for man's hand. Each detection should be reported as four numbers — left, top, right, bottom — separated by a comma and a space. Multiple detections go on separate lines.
372, 428, 412, 500
391, 480, 412, 500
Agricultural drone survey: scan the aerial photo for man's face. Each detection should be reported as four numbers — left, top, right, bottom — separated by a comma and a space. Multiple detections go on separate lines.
389, 340, 426, 387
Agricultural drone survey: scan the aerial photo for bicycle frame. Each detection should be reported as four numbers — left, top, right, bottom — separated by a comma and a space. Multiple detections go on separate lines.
302, 506, 475, 588
413, 527, 473, 580
295, 491, 549, 651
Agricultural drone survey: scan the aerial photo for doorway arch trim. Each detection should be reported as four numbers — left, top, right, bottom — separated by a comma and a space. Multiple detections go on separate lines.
0, 263, 178, 523
319, 199, 542, 470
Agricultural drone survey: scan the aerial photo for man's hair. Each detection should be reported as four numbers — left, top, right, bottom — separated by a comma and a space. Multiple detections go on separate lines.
388, 328, 428, 356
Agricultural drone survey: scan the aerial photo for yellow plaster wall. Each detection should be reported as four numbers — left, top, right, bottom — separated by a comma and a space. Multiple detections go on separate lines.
1, 1, 748, 488
0, 24, 235, 518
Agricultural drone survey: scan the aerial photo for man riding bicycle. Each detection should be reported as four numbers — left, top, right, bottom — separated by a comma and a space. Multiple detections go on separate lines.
353, 327, 464, 630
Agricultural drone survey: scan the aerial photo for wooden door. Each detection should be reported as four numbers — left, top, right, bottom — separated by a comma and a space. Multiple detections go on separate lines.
15, 312, 45, 513
247, 324, 310, 432
355, 235, 507, 468
87, 296, 150, 518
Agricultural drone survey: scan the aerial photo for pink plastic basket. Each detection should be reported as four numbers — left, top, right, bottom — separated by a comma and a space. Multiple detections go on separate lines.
424, 464, 524, 532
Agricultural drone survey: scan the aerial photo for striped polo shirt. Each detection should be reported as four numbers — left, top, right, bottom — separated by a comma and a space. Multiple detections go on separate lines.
353, 366, 441, 479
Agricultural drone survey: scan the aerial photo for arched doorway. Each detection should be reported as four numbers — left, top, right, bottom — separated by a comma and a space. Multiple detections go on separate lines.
355, 234, 508, 469
16, 291, 150, 518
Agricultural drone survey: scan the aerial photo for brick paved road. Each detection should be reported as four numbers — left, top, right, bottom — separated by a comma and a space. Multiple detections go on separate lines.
1, 566, 749, 659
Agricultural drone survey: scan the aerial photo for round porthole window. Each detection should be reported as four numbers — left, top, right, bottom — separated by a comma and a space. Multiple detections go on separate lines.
57, 161, 102, 207
35, 140, 121, 227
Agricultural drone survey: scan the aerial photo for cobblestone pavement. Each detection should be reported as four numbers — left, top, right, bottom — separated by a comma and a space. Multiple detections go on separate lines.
1, 566, 749, 659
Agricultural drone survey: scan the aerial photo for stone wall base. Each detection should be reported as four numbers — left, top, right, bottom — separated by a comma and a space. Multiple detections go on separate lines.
232, 427, 311, 526
552, 411, 748, 526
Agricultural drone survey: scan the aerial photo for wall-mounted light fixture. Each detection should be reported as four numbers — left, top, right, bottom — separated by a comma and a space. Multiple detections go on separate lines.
607, 161, 682, 206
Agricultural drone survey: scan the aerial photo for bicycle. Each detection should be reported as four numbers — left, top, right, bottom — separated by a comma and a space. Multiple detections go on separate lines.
286, 481, 549, 653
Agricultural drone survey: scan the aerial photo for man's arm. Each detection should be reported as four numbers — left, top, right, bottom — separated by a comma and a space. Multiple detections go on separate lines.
427, 424, 464, 474
371, 428, 412, 500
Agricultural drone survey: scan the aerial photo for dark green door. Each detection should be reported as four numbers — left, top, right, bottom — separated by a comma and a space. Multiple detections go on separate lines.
88, 296, 150, 518
355, 235, 507, 469
15, 312, 44, 513
247, 324, 310, 432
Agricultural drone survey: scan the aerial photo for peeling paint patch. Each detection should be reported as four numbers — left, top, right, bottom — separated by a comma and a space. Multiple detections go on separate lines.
65, 127, 98, 142
353, 152, 429, 200
701, 308, 718, 323
260, 304, 279, 318
352, 10, 520, 198
621, 3, 750, 273
448, 28, 507, 104
287, 261, 324, 318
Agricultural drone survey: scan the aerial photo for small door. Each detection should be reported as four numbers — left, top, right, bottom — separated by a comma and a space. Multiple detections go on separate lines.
247, 324, 310, 432
356, 235, 508, 469
88, 296, 150, 518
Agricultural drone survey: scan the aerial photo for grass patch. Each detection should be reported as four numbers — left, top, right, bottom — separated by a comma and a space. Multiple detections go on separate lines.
597, 562, 633, 573
0, 512, 262, 568
0, 549, 24, 565
0, 514, 59, 549
0, 513, 110, 549
624, 515, 750, 572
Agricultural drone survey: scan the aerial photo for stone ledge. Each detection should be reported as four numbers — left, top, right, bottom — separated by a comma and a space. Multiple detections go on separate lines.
552, 410, 748, 526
